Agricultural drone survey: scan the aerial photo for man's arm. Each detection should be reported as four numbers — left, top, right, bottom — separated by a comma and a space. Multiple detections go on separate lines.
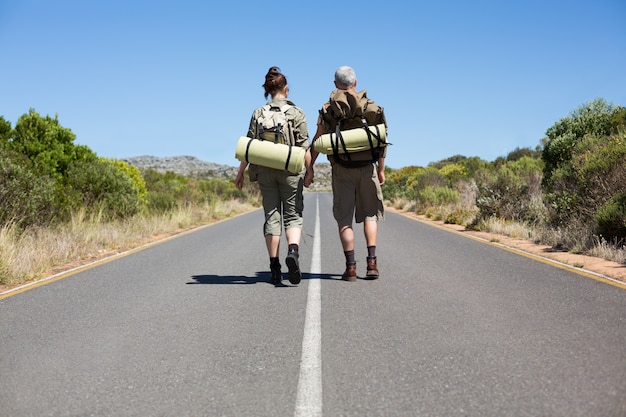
377, 157, 385, 186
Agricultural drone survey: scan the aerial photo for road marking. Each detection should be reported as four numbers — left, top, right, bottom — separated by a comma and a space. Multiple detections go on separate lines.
294, 196, 323, 417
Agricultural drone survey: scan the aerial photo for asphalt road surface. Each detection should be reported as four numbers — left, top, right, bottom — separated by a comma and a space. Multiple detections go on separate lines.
1, 192, 625, 417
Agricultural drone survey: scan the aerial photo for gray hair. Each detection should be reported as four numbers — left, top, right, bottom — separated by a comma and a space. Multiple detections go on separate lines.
334, 66, 356, 88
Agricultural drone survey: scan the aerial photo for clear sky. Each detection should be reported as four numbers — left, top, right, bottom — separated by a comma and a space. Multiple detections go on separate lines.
1, 0, 625, 169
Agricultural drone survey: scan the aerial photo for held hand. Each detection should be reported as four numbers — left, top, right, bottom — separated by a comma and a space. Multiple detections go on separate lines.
377, 170, 385, 186
304, 169, 314, 188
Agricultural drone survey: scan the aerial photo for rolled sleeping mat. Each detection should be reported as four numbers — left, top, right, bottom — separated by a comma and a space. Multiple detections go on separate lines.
313, 124, 388, 155
235, 137, 306, 174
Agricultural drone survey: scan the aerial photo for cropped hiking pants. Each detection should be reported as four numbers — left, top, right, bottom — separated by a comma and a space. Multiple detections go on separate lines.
257, 166, 305, 236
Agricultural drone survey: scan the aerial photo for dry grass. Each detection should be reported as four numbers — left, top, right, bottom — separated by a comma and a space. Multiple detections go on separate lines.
0, 199, 258, 287
477, 217, 626, 265
387, 197, 416, 212
588, 236, 626, 264
478, 217, 534, 240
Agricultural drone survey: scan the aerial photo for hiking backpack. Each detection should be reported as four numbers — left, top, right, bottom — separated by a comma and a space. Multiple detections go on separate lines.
256, 104, 296, 145
321, 90, 387, 167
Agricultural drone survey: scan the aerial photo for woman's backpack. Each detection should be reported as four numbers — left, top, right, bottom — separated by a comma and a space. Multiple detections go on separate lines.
256, 104, 296, 145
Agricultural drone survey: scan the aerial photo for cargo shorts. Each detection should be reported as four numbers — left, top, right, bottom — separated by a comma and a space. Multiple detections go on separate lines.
331, 162, 384, 228
258, 166, 305, 236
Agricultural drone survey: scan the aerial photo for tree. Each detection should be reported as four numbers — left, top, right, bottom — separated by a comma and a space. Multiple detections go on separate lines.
8, 109, 97, 179
542, 98, 620, 192
0, 116, 11, 144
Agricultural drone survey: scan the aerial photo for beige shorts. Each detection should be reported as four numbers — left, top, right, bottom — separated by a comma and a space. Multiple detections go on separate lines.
331, 162, 384, 227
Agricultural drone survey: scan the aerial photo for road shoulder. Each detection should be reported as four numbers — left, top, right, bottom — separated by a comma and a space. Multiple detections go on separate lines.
388, 207, 626, 287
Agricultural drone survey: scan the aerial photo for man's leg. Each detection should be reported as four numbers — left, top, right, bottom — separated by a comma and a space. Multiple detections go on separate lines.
339, 225, 357, 281
364, 220, 379, 279
332, 164, 358, 281
364, 219, 378, 247
339, 225, 355, 251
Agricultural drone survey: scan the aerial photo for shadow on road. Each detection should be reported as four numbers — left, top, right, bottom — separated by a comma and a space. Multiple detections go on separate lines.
187, 272, 341, 286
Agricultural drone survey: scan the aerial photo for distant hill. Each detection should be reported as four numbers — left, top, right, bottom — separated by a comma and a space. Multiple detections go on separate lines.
122, 155, 238, 179
123, 155, 332, 191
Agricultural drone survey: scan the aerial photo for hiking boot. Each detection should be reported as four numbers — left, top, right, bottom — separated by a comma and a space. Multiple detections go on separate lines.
365, 256, 379, 279
342, 262, 357, 282
285, 250, 301, 285
270, 263, 282, 285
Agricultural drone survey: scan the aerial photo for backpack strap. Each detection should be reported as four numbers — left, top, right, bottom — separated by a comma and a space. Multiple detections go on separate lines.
257, 104, 269, 141
274, 104, 296, 167
331, 120, 351, 161
284, 143, 293, 171
244, 137, 253, 163
279, 104, 295, 146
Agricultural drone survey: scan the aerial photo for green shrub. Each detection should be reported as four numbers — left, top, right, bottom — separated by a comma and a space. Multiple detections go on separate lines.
384, 166, 422, 201
428, 155, 489, 177
142, 169, 249, 213
0, 116, 11, 144
0, 149, 58, 227
410, 168, 445, 191
147, 192, 177, 213
506, 146, 541, 161
418, 186, 459, 207
108, 158, 148, 204
475, 156, 545, 223
65, 159, 142, 219
197, 179, 246, 201
439, 163, 467, 186
542, 99, 625, 224
595, 193, 626, 242
545, 132, 626, 232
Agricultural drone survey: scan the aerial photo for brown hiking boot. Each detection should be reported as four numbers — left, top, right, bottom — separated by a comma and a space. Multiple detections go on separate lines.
342, 262, 357, 282
365, 256, 379, 279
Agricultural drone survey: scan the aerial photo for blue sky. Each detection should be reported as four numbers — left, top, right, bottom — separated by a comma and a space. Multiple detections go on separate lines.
1, 0, 625, 169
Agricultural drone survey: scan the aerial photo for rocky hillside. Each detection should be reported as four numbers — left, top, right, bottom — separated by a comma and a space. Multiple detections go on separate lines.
123, 155, 332, 191
122, 155, 238, 179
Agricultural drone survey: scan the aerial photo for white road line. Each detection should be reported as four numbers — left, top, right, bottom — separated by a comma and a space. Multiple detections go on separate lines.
294, 196, 323, 417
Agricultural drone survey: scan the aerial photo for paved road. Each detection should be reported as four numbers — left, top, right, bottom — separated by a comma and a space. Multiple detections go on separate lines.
1, 193, 625, 417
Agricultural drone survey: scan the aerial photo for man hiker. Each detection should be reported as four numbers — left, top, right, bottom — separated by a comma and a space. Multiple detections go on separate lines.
306, 66, 388, 281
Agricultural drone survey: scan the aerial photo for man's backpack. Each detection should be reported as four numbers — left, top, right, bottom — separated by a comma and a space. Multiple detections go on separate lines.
321, 90, 386, 167
256, 104, 296, 145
